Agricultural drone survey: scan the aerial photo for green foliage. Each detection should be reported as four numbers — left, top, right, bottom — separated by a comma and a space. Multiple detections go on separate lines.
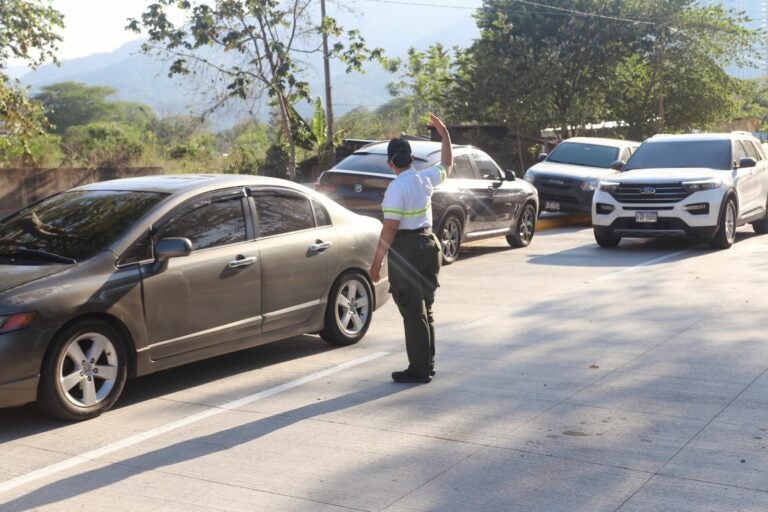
0, 0, 63, 155
61, 122, 146, 168
335, 98, 412, 140
128, 0, 382, 179
383, 44, 455, 132
34, 82, 158, 134
0, 133, 62, 167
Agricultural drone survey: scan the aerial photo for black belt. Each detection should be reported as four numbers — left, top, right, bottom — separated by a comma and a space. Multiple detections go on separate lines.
396, 227, 432, 236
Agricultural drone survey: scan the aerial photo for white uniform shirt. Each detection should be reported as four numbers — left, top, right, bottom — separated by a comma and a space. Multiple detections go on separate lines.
382, 163, 447, 229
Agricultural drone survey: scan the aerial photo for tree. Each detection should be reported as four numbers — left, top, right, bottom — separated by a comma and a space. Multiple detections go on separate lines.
61, 122, 145, 168
383, 44, 455, 133
606, 1, 759, 137
34, 82, 158, 134
0, 0, 63, 156
128, 0, 380, 179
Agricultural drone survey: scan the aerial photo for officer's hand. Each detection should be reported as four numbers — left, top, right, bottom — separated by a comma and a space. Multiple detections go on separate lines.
429, 113, 448, 137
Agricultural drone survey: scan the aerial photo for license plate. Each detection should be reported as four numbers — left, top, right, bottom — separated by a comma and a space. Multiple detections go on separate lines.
635, 211, 658, 223
545, 200, 560, 211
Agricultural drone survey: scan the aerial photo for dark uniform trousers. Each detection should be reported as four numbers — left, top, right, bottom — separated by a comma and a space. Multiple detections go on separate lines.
388, 229, 442, 377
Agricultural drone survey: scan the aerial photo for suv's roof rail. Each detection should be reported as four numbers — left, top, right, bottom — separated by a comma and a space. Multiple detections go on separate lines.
731, 130, 755, 137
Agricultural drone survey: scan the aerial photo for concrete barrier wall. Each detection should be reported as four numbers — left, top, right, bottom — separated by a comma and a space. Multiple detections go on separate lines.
0, 167, 162, 219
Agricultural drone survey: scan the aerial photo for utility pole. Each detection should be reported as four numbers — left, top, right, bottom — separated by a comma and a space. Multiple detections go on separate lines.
320, 0, 334, 164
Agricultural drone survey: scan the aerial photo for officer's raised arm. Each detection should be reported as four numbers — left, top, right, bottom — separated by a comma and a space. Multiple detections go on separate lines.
430, 113, 452, 176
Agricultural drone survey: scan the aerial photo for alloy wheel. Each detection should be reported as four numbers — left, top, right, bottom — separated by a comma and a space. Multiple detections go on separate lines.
57, 332, 120, 408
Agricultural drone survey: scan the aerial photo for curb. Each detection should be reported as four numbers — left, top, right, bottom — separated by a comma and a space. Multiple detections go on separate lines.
536, 214, 592, 232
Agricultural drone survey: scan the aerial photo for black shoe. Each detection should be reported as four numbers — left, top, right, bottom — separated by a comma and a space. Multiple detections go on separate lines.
392, 370, 431, 383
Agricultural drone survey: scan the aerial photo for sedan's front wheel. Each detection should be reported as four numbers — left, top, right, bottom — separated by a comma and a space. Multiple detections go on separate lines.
320, 271, 373, 346
38, 319, 128, 421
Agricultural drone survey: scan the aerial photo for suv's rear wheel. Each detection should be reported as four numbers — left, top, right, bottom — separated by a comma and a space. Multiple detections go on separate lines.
437, 213, 462, 265
711, 197, 737, 249
594, 227, 621, 248
751, 197, 768, 234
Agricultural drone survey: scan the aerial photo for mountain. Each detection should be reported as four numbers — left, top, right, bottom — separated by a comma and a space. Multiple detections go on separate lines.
15, 6, 480, 128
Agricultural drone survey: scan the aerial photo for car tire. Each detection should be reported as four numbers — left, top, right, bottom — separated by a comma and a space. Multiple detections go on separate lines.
320, 271, 373, 346
507, 202, 537, 248
751, 197, 768, 234
437, 213, 463, 265
38, 319, 128, 421
711, 197, 737, 249
594, 227, 621, 248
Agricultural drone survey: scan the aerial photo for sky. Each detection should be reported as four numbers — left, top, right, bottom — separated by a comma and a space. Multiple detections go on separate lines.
9, 0, 481, 66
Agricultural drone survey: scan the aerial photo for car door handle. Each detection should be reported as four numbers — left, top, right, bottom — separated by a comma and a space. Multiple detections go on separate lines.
228, 255, 258, 268
310, 241, 333, 253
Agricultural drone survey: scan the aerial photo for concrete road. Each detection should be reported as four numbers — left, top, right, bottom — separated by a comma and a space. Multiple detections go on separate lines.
2, 224, 768, 511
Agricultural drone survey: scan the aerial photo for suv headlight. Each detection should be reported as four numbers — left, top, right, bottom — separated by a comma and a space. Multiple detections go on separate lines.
523, 169, 536, 183
580, 178, 600, 191
0, 312, 37, 334
598, 181, 620, 192
683, 179, 722, 192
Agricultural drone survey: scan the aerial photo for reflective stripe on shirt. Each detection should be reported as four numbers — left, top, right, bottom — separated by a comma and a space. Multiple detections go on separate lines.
381, 163, 447, 229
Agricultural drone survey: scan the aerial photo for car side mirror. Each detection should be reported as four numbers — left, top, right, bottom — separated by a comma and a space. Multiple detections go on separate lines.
155, 237, 193, 262
504, 169, 516, 181
610, 159, 625, 171
537, 152, 547, 162
739, 157, 757, 169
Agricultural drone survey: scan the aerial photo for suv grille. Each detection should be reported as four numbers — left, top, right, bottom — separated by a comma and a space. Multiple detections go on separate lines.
611, 183, 690, 203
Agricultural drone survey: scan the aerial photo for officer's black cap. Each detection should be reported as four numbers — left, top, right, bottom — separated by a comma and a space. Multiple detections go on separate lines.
387, 138, 412, 161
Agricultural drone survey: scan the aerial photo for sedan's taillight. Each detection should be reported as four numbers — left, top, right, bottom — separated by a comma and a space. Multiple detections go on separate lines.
0, 312, 37, 334
315, 184, 337, 194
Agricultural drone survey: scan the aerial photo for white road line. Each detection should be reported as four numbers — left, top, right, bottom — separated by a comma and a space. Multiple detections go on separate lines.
594, 249, 690, 282
0, 351, 388, 496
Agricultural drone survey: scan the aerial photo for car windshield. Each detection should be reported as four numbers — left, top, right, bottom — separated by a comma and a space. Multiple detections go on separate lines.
335, 153, 432, 175
625, 140, 731, 171
546, 142, 619, 168
0, 190, 168, 262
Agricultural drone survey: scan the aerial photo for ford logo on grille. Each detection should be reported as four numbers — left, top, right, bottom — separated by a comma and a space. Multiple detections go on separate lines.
354, 184, 363, 193
640, 186, 656, 195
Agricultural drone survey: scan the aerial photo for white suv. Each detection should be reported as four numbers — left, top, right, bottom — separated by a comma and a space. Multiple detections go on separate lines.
592, 132, 768, 249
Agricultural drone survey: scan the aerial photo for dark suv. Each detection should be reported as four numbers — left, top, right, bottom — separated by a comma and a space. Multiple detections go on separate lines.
315, 141, 539, 263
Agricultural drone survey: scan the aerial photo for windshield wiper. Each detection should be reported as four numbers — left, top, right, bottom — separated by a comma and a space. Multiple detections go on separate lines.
0, 247, 76, 264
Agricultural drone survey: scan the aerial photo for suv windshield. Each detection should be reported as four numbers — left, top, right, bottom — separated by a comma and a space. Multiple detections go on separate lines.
335, 152, 432, 175
625, 140, 731, 171
0, 190, 167, 262
547, 142, 619, 168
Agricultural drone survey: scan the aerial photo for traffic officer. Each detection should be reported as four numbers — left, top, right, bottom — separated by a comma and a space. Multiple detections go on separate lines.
370, 113, 453, 383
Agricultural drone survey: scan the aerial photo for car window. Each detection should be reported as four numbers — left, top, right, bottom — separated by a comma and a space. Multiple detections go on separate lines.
625, 140, 732, 171
742, 140, 760, 160
473, 152, 502, 181
312, 198, 331, 227
158, 196, 246, 250
253, 189, 316, 237
0, 190, 167, 262
451, 154, 476, 179
546, 142, 620, 168
335, 153, 432, 175
620, 148, 631, 162
733, 140, 748, 164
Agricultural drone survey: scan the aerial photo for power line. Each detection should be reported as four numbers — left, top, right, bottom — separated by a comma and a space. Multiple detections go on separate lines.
511, 0, 656, 26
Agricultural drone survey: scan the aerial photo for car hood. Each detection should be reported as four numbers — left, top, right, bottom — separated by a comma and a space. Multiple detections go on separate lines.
529, 161, 613, 179
610, 168, 725, 183
0, 263, 71, 294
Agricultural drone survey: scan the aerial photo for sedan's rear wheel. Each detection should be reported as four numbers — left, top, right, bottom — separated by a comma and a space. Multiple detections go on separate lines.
38, 319, 128, 421
437, 213, 462, 265
320, 271, 373, 346
507, 202, 537, 247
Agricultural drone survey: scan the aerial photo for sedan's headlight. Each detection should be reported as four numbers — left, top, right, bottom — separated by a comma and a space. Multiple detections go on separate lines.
580, 178, 601, 191
523, 169, 536, 183
683, 179, 722, 192
599, 181, 620, 192
0, 312, 37, 334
